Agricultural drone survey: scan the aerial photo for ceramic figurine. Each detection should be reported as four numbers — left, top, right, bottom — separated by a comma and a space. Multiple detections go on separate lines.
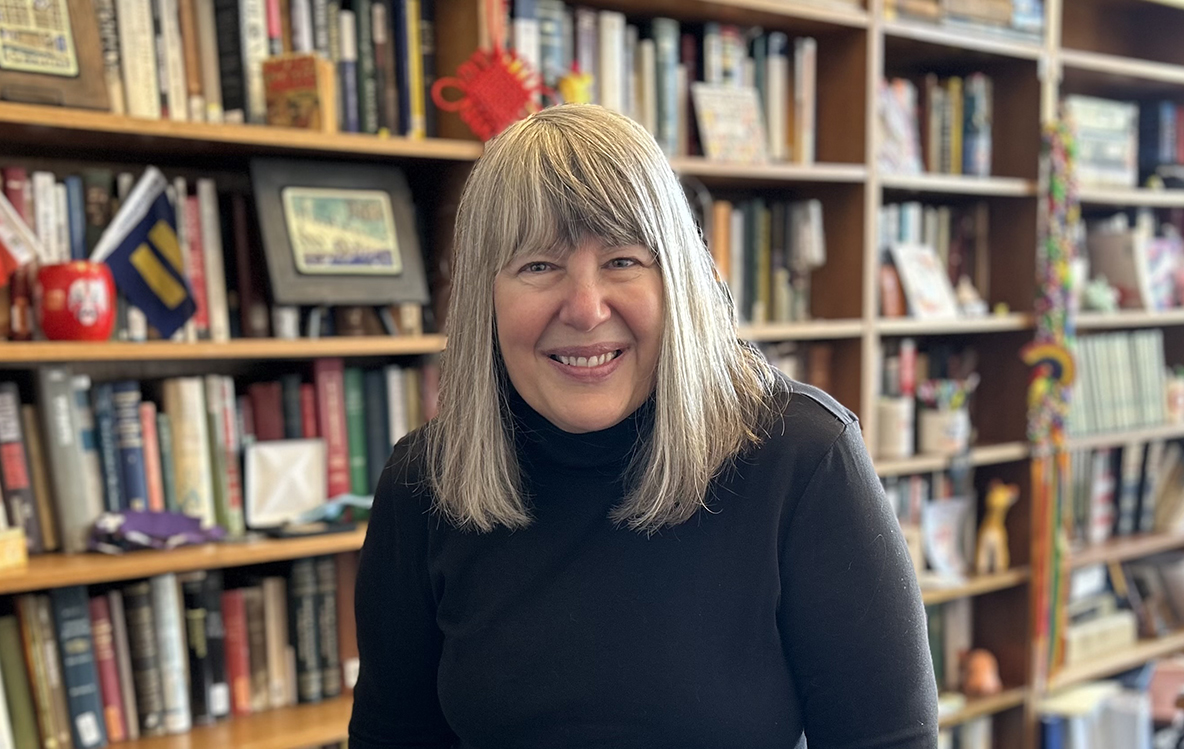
975, 480, 1019, 575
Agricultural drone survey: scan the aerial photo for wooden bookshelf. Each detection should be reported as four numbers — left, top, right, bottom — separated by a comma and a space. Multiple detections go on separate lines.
670, 158, 867, 185
874, 441, 1030, 477
1065, 423, 1184, 451
1060, 48, 1184, 88
1077, 186, 1184, 208
0, 528, 366, 596
921, 568, 1031, 606
1069, 532, 1184, 570
1076, 309, 1184, 330
122, 696, 352, 749
0, 336, 448, 363
876, 314, 1035, 336
938, 687, 1029, 729
879, 173, 1038, 197
739, 319, 865, 341
1048, 629, 1184, 692
881, 19, 1044, 60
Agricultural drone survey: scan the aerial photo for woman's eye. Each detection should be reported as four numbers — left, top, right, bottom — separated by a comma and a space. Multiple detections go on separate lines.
608, 257, 639, 269
521, 261, 552, 274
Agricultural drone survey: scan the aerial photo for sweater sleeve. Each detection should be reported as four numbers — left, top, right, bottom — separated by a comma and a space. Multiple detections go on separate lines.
778, 422, 939, 749
349, 439, 458, 749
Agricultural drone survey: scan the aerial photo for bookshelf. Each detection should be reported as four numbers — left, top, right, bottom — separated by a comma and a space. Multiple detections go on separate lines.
1068, 532, 1184, 570
1047, 630, 1184, 693
1, 0, 1182, 747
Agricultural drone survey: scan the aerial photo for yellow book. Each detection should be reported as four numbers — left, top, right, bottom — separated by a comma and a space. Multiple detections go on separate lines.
406, 0, 426, 138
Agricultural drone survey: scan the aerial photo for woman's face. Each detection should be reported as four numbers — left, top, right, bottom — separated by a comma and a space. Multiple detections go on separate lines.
494, 236, 664, 434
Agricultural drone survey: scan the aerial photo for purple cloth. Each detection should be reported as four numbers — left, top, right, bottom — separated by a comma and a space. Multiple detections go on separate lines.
89, 510, 226, 554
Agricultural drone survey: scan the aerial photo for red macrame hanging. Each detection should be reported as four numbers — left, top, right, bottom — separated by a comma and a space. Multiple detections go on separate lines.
430, 0, 552, 141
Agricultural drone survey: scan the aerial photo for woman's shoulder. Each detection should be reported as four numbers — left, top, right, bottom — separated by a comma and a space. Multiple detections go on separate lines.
372, 422, 438, 518
761, 369, 859, 454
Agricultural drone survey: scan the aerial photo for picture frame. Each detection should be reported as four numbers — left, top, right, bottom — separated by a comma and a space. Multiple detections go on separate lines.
888, 242, 960, 320
0, 0, 109, 110
250, 158, 430, 305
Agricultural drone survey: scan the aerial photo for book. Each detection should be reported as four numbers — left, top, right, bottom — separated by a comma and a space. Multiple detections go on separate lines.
262, 53, 339, 132
220, 589, 252, 715
91, 383, 124, 514
262, 576, 291, 708
281, 374, 304, 440
117, 0, 162, 118
240, 0, 270, 123
241, 585, 270, 712
355, 0, 378, 134
162, 377, 216, 528
0, 381, 44, 553
38, 367, 102, 553
122, 581, 165, 736
288, 558, 322, 703
178, 0, 205, 120
373, 1, 398, 133
213, 0, 246, 120
363, 368, 390, 492
49, 586, 108, 749
88, 595, 128, 742
314, 359, 351, 498
113, 381, 149, 512
0, 615, 39, 749
394, 0, 425, 137
344, 367, 369, 495
18, 595, 66, 749
180, 571, 229, 724
194, 0, 224, 121
20, 405, 58, 552
106, 590, 139, 740
339, 10, 360, 132
150, 574, 191, 734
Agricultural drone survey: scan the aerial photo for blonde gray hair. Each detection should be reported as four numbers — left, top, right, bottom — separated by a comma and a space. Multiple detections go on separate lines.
427, 104, 774, 533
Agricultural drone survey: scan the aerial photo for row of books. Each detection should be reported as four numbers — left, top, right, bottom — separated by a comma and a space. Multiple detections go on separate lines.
94, 0, 435, 137
513, 4, 819, 161
0, 359, 436, 555
0, 555, 359, 748
879, 72, 995, 178
1039, 681, 1151, 749
929, 600, 995, 749
1059, 94, 1184, 191
1066, 439, 1184, 548
879, 200, 990, 317
702, 197, 826, 325
1066, 330, 1167, 437
885, 0, 1044, 38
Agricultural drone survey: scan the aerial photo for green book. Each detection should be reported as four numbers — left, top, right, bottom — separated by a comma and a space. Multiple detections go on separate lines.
344, 367, 369, 495
0, 614, 40, 749
157, 412, 179, 514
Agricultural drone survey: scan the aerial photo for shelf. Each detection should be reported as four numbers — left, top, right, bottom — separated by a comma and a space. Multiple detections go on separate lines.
1065, 423, 1184, 451
921, 568, 1031, 606
882, 19, 1044, 60
0, 528, 366, 595
938, 687, 1029, 729
124, 695, 351, 749
671, 158, 866, 185
0, 336, 448, 364
0, 103, 483, 162
1077, 185, 1184, 208
876, 314, 1035, 335
1069, 532, 1184, 569
880, 173, 1037, 197
1048, 629, 1184, 692
739, 319, 866, 341
875, 441, 1030, 477
1075, 309, 1184, 330
1061, 48, 1184, 88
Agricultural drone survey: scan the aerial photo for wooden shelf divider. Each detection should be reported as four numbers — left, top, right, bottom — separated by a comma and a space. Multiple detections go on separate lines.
1065, 423, 1184, 452
739, 319, 866, 341
875, 441, 1030, 477
0, 528, 366, 596
921, 568, 1031, 606
876, 314, 1035, 336
1060, 48, 1184, 88
938, 687, 1029, 729
1048, 630, 1184, 692
1076, 309, 1184, 330
0, 336, 448, 363
1069, 532, 1184, 569
670, 158, 867, 184
1078, 185, 1184, 208
879, 173, 1037, 197
882, 19, 1044, 59
121, 696, 352, 749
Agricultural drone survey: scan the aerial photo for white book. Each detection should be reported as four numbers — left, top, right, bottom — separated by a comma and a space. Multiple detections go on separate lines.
163, 377, 216, 528
729, 207, 745, 319
638, 38, 656, 135
794, 37, 817, 165
623, 25, 637, 121
291, 0, 314, 52
766, 33, 788, 161
31, 171, 56, 262
150, 574, 192, 734
71, 376, 108, 518
512, 0, 540, 99
117, 0, 161, 119
53, 181, 69, 262
262, 576, 291, 708
197, 179, 230, 342
159, 0, 190, 122
703, 22, 722, 84
596, 10, 624, 113
240, 0, 269, 123
385, 365, 409, 444
194, 0, 224, 122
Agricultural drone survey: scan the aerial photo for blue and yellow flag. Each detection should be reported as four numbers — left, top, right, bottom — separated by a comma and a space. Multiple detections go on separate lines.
90, 167, 196, 338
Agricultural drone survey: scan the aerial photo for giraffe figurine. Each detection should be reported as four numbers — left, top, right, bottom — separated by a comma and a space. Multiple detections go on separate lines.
975, 480, 1019, 575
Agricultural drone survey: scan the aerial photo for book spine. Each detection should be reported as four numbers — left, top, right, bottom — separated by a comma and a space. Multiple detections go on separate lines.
262, 577, 290, 708
17, 595, 63, 749
512, 0, 540, 97
217, 378, 244, 537
117, 0, 162, 119
312, 0, 330, 56
194, 0, 224, 122
356, 0, 378, 133
155, 412, 179, 513
299, 384, 318, 437
363, 369, 390, 492
94, 0, 127, 115
291, 0, 314, 51
112, 381, 149, 511
220, 589, 252, 716
52, 182, 69, 264
384, 365, 408, 444
183, 194, 210, 339
653, 18, 679, 156
203, 570, 230, 719
573, 7, 596, 93
405, 0, 424, 137
339, 10, 359, 133
241, 587, 269, 712
159, 0, 190, 121
38, 595, 75, 749
178, 0, 206, 120
248, 382, 284, 441
37, 366, 100, 554
0, 615, 40, 749
372, 2, 397, 133
106, 591, 139, 740
288, 559, 322, 703
203, 375, 232, 534
315, 556, 341, 697
64, 176, 87, 262
91, 383, 124, 513
537, 0, 562, 90
81, 169, 114, 255
281, 374, 304, 440
213, 0, 245, 120
73, 376, 108, 528
180, 573, 214, 724
139, 402, 165, 512
240, 0, 270, 123
49, 586, 108, 749
19, 405, 58, 551
197, 180, 230, 343
596, 10, 622, 113
166, 378, 216, 527
150, 574, 191, 734
420, 0, 435, 136
0, 382, 45, 553
314, 359, 351, 498
230, 195, 270, 338
343, 367, 368, 495
31, 171, 56, 262
88, 596, 128, 743
122, 581, 165, 736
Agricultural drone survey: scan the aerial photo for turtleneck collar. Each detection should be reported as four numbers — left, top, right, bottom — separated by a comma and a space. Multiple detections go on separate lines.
506, 385, 654, 471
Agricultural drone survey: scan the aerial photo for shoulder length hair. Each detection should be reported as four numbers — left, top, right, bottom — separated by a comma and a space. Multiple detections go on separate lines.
427, 104, 775, 533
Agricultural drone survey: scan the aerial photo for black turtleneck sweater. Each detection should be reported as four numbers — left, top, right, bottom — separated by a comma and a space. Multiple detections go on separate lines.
349, 378, 938, 749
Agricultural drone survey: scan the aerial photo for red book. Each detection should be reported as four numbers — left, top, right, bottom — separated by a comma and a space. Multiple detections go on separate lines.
1, 167, 31, 224
315, 358, 351, 498
247, 381, 285, 441
299, 383, 318, 438
218, 379, 244, 524
185, 195, 210, 337
139, 401, 166, 512
221, 589, 252, 716
237, 394, 256, 444
335, 552, 359, 693
88, 595, 128, 742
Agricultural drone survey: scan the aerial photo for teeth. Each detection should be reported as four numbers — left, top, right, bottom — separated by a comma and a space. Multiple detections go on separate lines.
554, 351, 620, 367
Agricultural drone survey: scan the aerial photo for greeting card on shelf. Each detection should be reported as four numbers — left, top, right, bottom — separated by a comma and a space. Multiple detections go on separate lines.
889, 243, 960, 319
690, 83, 769, 164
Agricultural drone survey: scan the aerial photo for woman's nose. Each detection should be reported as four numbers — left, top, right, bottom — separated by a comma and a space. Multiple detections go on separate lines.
558, 276, 612, 332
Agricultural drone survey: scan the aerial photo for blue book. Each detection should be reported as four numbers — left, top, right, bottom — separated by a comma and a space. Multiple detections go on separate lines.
90, 382, 124, 513
1041, 715, 1064, 749
49, 586, 109, 748
112, 380, 149, 511
652, 17, 680, 156
65, 176, 88, 261
339, 10, 360, 133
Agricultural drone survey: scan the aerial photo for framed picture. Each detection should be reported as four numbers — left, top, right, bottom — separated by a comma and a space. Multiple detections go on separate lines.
0, 0, 109, 110
888, 242, 960, 320
251, 158, 430, 305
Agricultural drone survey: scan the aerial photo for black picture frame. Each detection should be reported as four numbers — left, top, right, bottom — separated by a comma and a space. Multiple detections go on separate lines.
250, 157, 430, 306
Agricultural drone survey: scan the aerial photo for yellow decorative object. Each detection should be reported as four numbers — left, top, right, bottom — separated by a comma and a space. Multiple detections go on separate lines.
0, 528, 28, 572
558, 70, 594, 105
975, 480, 1019, 575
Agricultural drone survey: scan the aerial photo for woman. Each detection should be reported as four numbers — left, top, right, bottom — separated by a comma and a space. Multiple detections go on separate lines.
349, 104, 938, 748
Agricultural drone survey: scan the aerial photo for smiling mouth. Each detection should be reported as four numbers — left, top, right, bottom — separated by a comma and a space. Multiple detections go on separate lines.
548, 350, 624, 368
